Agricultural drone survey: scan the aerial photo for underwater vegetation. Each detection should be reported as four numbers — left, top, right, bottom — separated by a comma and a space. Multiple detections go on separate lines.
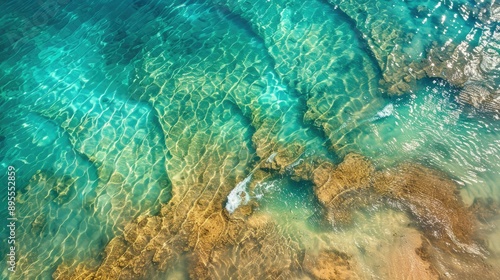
0, 0, 499, 279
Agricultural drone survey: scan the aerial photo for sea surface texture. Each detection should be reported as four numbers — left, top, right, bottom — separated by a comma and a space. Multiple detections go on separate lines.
0, 0, 499, 279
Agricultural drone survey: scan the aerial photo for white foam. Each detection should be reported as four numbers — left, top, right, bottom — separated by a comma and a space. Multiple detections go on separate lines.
376, 103, 394, 119
266, 152, 278, 163
368, 103, 394, 122
253, 180, 279, 200
286, 158, 303, 172
225, 174, 252, 214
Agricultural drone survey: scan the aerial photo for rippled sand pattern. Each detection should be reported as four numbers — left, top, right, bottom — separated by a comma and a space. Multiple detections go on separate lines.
0, 0, 499, 279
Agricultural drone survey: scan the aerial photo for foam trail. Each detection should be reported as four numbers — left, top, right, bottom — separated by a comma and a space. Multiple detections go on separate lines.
225, 174, 252, 214
330, 103, 394, 138
266, 152, 278, 163
371, 103, 394, 121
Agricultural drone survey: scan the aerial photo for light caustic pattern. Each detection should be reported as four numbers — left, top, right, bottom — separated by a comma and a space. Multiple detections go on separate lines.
0, 0, 499, 279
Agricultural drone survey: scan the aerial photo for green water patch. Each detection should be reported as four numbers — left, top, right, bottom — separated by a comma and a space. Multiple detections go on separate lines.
0, 2, 174, 278
0, 110, 99, 193
0, 89, 171, 280
253, 176, 325, 232
0, 111, 105, 279
209, 0, 388, 156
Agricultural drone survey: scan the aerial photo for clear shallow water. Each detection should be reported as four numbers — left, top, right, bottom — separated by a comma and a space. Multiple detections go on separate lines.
0, 0, 499, 279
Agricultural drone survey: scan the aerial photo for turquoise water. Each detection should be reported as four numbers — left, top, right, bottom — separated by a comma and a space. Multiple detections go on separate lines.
0, 0, 499, 279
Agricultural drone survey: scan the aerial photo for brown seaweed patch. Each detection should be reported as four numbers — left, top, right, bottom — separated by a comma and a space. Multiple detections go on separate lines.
372, 164, 479, 253
194, 213, 303, 279
470, 197, 500, 223
312, 153, 374, 224
313, 153, 373, 203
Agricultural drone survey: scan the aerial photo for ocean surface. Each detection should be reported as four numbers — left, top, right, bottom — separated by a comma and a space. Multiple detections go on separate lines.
0, 0, 499, 279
